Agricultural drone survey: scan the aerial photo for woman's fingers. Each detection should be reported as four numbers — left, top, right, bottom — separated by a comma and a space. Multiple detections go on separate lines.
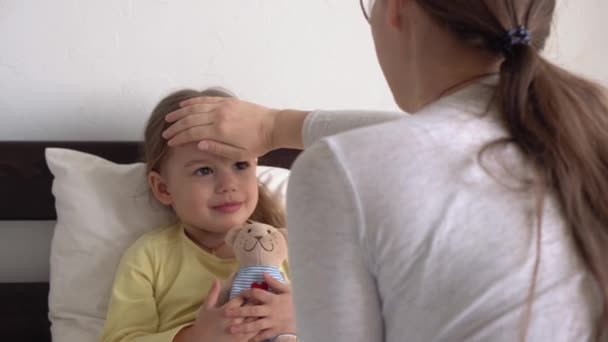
262, 273, 291, 294
162, 113, 214, 140
241, 288, 275, 304
168, 130, 253, 160
179, 96, 227, 108
162, 96, 278, 158
165, 125, 215, 147
165, 99, 225, 123
197, 140, 251, 160
165, 103, 217, 123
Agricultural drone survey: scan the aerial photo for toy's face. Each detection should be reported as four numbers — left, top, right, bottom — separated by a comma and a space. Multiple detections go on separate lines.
229, 223, 287, 266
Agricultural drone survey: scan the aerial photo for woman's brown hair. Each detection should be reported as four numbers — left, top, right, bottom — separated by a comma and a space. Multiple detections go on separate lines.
416, 0, 608, 338
143, 88, 286, 228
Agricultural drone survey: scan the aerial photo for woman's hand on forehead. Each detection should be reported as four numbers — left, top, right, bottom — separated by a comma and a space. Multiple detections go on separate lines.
163, 96, 279, 160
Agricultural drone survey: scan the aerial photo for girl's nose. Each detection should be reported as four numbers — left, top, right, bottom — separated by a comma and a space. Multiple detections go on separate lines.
219, 184, 236, 193
216, 172, 238, 193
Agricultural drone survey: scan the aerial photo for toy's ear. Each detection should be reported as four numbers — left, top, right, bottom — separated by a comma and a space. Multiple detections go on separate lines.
277, 228, 288, 242
225, 227, 242, 247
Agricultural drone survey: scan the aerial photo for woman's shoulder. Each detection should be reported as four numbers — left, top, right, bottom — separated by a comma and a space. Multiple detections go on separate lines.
304, 115, 470, 176
313, 105, 505, 184
292, 107, 511, 221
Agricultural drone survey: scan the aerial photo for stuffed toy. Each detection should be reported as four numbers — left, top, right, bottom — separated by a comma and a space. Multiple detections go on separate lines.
219, 221, 297, 342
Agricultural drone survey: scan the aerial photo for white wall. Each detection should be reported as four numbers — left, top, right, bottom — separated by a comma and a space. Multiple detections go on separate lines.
0, 0, 393, 141
1, 0, 607, 282
546, 0, 608, 83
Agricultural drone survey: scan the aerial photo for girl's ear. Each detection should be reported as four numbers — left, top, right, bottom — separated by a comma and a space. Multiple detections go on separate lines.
225, 227, 243, 247
148, 171, 173, 205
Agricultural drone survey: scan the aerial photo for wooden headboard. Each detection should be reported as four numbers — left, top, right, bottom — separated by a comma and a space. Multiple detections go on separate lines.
0, 141, 300, 341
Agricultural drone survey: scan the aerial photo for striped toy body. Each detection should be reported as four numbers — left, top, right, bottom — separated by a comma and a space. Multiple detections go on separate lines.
229, 265, 285, 299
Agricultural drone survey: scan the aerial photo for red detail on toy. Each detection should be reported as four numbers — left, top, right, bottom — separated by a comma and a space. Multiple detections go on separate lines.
251, 282, 269, 291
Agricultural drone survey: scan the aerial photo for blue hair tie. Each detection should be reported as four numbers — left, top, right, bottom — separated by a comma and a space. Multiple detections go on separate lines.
498, 25, 532, 54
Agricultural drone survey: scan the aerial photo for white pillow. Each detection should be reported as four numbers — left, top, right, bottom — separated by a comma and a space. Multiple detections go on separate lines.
46, 148, 289, 342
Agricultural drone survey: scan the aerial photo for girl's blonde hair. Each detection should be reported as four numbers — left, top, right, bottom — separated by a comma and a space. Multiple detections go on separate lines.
143, 88, 286, 228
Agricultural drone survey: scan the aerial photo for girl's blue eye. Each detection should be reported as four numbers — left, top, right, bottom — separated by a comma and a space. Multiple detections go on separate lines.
235, 161, 250, 170
194, 167, 212, 176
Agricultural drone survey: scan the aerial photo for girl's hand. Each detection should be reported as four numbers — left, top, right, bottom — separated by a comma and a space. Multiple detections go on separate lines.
174, 279, 259, 342
223, 273, 296, 342
163, 96, 279, 160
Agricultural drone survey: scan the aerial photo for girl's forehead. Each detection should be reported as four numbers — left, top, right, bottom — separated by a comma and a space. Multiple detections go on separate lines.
168, 143, 254, 165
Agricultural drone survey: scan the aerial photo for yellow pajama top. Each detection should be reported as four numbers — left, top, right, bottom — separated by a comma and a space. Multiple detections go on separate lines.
100, 224, 289, 342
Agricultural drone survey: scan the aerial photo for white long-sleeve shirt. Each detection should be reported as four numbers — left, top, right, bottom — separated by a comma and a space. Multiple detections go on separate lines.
286, 79, 602, 342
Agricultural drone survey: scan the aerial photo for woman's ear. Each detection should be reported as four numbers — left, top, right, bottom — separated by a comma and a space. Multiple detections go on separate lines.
148, 171, 173, 205
386, 0, 408, 29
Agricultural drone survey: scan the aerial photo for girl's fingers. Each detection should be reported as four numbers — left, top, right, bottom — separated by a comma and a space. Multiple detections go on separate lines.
224, 304, 271, 318
202, 279, 221, 310
228, 318, 272, 334
223, 295, 245, 310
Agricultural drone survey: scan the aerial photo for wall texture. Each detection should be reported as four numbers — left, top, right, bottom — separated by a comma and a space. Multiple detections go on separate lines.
546, 0, 608, 83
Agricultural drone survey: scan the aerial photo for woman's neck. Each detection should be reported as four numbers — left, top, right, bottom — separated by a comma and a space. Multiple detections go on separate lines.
401, 50, 500, 113
419, 67, 499, 113
392, 5, 501, 113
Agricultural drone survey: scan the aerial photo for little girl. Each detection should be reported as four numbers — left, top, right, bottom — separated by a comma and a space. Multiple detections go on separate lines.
100, 88, 295, 342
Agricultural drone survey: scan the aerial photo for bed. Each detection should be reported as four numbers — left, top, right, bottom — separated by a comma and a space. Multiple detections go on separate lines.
0, 141, 300, 341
